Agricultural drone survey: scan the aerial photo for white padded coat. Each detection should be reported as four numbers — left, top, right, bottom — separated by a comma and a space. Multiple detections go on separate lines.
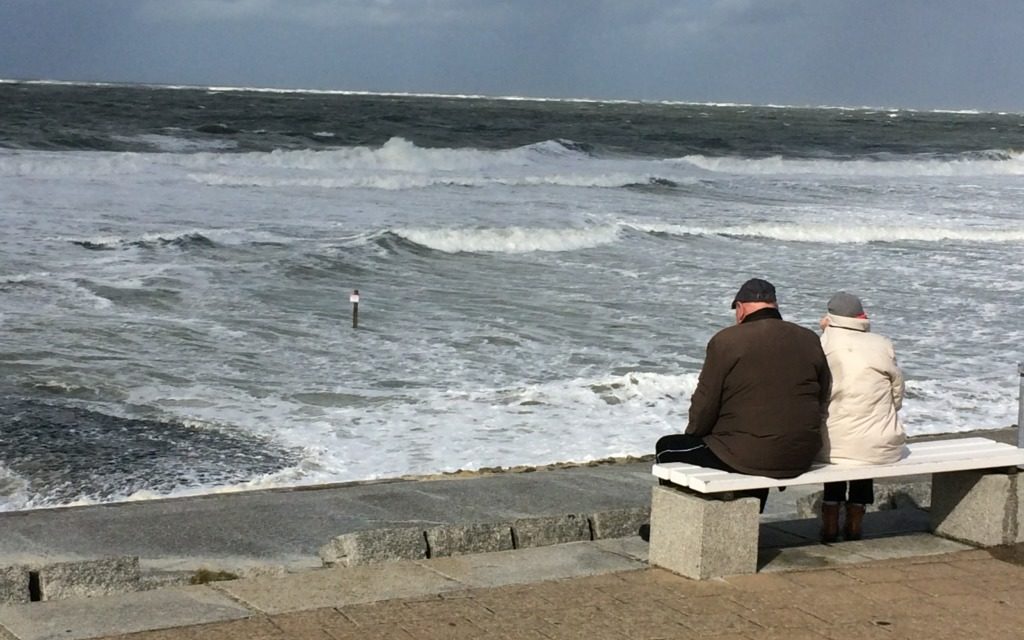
817, 313, 906, 465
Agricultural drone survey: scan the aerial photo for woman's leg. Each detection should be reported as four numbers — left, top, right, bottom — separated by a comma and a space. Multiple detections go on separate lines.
844, 479, 874, 540
820, 482, 846, 542
823, 481, 848, 503
847, 479, 874, 505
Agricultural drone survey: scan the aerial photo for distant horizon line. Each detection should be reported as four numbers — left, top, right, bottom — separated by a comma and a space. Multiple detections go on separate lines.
0, 76, 1009, 117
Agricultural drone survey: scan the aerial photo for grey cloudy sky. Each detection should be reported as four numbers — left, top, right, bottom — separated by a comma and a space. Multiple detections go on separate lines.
2, 0, 1023, 110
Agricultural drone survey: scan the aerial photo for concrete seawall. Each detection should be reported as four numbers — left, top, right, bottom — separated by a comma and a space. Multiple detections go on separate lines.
0, 426, 1015, 604
0, 457, 660, 601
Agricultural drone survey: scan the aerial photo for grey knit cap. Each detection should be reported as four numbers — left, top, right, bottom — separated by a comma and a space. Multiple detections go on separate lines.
827, 292, 866, 318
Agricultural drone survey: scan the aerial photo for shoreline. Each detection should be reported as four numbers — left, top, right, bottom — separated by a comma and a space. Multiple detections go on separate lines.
2, 424, 1016, 516
0, 424, 1017, 594
399, 453, 656, 482
404, 423, 1018, 482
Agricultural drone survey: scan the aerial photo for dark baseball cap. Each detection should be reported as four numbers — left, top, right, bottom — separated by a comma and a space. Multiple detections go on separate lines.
731, 278, 777, 309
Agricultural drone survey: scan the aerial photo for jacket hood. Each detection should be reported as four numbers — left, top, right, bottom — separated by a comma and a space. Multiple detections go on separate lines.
826, 313, 870, 332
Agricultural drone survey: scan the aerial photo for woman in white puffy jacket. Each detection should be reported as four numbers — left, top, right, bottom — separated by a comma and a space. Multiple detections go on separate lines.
817, 292, 906, 542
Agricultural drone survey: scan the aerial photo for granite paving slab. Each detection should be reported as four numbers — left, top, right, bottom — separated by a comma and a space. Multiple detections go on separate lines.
0, 585, 250, 640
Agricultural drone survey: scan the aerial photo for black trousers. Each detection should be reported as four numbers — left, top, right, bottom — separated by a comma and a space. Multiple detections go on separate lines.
655, 434, 769, 513
823, 479, 874, 504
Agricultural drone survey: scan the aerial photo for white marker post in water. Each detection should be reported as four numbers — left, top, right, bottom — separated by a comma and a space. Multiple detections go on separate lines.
350, 289, 360, 329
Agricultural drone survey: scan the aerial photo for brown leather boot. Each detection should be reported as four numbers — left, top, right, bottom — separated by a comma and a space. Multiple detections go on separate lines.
820, 502, 840, 543
845, 503, 866, 541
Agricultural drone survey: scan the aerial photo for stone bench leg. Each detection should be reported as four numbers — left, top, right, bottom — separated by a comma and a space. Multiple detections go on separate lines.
648, 485, 760, 580
930, 470, 1024, 546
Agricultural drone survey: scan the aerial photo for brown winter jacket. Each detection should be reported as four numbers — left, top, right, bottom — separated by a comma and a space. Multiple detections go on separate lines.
685, 308, 831, 478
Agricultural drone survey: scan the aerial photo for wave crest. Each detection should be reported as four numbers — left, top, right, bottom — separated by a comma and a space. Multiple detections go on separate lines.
627, 222, 1024, 244
388, 225, 622, 254
181, 136, 675, 191
678, 150, 1024, 177
70, 232, 216, 251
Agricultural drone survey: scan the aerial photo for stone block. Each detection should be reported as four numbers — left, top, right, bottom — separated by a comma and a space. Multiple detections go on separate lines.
0, 565, 30, 604
511, 514, 590, 548
425, 522, 514, 557
319, 527, 427, 567
795, 480, 932, 518
648, 485, 760, 580
38, 556, 141, 601
882, 481, 933, 510
588, 506, 651, 540
930, 470, 1022, 546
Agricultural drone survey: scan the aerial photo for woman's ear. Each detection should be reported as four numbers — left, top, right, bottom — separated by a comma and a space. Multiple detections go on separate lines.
819, 315, 830, 331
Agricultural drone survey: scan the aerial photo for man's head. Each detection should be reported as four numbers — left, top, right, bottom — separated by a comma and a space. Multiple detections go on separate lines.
731, 278, 777, 323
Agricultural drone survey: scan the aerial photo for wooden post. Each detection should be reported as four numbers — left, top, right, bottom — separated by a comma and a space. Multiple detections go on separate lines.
350, 289, 360, 329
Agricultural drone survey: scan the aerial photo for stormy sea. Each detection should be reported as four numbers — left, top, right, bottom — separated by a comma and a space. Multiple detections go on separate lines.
2, 80, 1022, 511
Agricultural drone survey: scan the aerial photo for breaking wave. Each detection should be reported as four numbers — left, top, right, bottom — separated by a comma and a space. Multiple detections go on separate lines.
387, 225, 622, 254
17, 139, 1023, 192
678, 150, 1024, 177
110, 133, 239, 153
2, 139, 682, 190
627, 222, 1024, 244
69, 232, 217, 251
187, 171, 682, 190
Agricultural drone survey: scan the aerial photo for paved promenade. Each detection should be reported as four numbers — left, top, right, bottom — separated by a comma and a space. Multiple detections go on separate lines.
0, 427, 1019, 640
39, 543, 1024, 640
0, 490, 1012, 640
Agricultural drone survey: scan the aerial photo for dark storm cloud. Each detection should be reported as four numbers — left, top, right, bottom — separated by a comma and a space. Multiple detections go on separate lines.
1, 0, 1022, 110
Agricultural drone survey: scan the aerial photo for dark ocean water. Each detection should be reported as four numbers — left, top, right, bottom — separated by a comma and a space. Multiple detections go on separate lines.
3, 81, 1024, 157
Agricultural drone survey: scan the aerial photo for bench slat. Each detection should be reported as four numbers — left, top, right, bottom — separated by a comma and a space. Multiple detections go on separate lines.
651, 462, 703, 483
652, 437, 1024, 493
902, 438, 1017, 455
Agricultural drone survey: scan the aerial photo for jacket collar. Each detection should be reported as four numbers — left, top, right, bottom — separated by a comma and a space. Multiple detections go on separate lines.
741, 307, 782, 324
826, 313, 870, 332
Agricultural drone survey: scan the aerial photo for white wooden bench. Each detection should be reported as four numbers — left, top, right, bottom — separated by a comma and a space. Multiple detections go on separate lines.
648, 437, 1024, 580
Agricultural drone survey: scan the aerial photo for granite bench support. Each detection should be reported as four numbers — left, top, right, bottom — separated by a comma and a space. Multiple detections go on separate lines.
650, 437, 1024, 580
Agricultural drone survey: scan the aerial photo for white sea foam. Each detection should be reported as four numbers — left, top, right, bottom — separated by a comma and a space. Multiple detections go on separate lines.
678, 152, 1024, 177
0, 150, 150, 177
56, 281, 114, 309
393, 225, 622, 253
267, 370, 700, 485
0, 273, 36, 284
626, 222, 1024, 244
31, 380, 93, 394
11, 138, 1024, 197
901, 377, 1018, 434
0, 463, 30, 512
172, 137, 689, 190
88, 369, 699, 499
111, 133, 238, 153
58, 228, 290, 249
187, 171, 674, 190
230, 137, 569, 172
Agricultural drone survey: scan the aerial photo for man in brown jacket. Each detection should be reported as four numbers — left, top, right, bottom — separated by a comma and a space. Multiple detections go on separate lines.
654, 278, 831, 509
